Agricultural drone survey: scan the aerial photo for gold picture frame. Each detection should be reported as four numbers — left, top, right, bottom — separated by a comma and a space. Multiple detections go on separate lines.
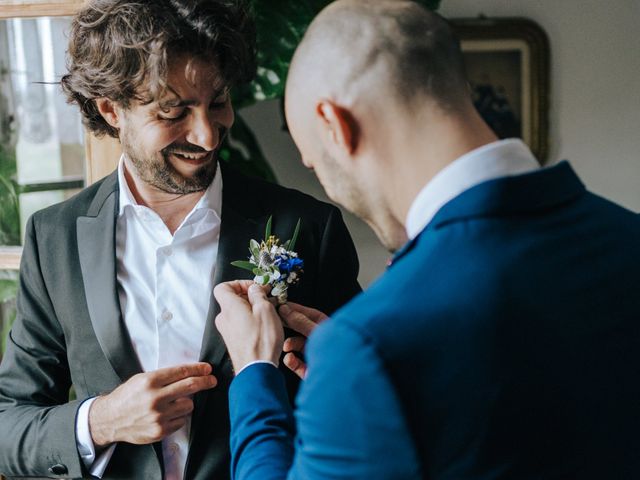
452, 17, 550, 163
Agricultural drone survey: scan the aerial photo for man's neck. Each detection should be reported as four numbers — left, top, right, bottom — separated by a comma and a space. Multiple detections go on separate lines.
385, 108, 498, 227
123, 163, 205, 235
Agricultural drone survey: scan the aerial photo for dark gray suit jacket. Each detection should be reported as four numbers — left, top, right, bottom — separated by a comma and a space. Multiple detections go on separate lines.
0, 164, 360, 479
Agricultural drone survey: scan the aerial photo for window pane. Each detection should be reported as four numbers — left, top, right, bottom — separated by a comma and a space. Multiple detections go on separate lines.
0, 16, 84, 246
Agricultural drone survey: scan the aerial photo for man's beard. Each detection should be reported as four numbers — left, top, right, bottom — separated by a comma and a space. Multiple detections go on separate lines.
122, 128, 227, 195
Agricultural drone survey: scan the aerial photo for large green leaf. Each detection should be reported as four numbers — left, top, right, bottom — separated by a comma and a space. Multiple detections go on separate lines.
234, 0, 442, 109
229, 0, 441, 180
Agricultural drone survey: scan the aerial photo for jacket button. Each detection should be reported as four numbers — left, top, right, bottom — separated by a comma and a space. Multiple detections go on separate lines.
48, 463, 68, 476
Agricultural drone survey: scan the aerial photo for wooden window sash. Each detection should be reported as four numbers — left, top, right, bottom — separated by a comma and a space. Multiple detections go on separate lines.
0, 1, 122, 270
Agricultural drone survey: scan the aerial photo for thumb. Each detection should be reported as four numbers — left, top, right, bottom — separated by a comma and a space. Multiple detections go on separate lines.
247, 283, 269, 306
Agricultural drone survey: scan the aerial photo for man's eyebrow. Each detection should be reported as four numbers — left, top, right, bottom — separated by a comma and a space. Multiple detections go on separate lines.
158, 98, 195, 109
157, 86, 230, 110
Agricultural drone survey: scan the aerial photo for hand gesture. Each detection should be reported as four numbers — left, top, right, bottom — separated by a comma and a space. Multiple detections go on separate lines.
214, 280, 284, 373
89, 363, 217, 447
278, 302, 328, 379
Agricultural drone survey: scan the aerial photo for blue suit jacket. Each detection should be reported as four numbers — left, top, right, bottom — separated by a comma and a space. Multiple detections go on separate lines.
228, 162, 640, 479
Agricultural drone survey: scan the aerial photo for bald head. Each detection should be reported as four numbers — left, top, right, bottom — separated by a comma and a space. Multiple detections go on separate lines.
287, 0, 470, 113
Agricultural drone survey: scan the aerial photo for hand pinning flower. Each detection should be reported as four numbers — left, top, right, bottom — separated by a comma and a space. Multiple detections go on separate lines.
231, 216, 304, 304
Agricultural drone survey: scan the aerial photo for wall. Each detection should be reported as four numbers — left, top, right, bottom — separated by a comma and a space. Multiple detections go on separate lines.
240, 0, 640, 287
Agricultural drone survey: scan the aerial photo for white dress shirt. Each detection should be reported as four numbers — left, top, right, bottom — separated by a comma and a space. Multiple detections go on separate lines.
76, 158, 223, 479
406, 139, 541, 240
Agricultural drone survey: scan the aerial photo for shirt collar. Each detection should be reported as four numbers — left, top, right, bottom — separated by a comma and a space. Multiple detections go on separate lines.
117, 156, 223, 219
405, 139, 540, 240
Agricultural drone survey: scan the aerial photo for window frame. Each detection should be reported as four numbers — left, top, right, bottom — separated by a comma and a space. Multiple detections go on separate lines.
0, 1, 121, 271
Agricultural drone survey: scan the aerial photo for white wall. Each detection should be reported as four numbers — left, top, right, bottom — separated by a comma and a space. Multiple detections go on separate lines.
439, 0, 640, 211
240, 0, 640, 287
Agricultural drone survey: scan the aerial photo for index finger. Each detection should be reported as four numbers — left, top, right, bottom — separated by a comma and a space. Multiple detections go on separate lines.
150, 363, 212, 387
278, 307, 318, 337
214, 280, 255, 299
160, 373, 218, 402
285, 302, 329, 323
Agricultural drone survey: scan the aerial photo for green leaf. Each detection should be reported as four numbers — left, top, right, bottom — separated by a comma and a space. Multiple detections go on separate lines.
233, 0, 442, 109
249, 239, 261, 258
226, 0, 441, 184
265, 215, 273, 239
288, 218, 302, 251
231, 260, 257, 272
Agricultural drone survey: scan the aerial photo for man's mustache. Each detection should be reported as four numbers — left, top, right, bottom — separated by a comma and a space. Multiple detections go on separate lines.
163, 127, 229, 155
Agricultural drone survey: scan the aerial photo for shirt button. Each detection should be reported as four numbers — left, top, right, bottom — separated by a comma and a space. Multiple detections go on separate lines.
169, 442, 180, 456
162, 310, 173, 322
164, 247, 173, 256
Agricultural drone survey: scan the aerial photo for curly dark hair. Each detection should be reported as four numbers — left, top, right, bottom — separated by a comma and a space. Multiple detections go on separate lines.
60, 0, 256, 138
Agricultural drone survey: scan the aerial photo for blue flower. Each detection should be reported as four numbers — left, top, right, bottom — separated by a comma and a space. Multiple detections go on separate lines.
277, 256, 304, 274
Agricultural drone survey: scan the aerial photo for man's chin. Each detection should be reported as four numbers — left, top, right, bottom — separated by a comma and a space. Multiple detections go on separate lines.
155, 157, 218, 194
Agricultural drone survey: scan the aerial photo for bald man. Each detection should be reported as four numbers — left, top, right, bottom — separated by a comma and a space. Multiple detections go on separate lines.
214, 1, 640, 479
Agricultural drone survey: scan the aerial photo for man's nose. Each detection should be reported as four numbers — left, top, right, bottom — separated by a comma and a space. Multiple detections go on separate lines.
186, 111, 220, 151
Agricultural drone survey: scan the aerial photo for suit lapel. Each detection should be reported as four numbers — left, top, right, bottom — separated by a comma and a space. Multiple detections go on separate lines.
200, 168, 268, 365
77, 172, 142, 382
190, 167, 269, 443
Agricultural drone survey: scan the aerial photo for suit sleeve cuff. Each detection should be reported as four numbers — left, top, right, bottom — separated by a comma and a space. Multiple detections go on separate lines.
76, 397, 116, 478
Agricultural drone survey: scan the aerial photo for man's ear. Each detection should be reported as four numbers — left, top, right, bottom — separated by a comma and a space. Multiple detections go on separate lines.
315, 100, 359, 155
95, 98, 122, 130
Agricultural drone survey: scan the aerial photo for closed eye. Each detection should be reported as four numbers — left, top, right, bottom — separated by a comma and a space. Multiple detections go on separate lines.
210, 91, 230, 110
159, 107, 187, 122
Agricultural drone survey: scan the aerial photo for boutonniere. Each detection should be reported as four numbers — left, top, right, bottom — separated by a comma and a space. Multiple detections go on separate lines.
231, 216, 304, 304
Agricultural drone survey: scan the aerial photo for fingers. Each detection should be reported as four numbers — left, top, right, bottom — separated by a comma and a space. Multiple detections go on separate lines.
157, 416, 190, 441
165, 397, 195, 420
151, 363, 212, 387
278, 304, 319, 337
283, 352, 307, 379
283, 336, 306, 353
214, 281, 252, 309
247, 283, 269, 305
285, 302, 329, 323
248, 284, 278, 321
215, 280, 255, 297
161, 373, 218, 402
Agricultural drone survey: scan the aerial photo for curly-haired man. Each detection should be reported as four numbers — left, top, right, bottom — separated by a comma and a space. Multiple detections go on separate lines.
0, 1, 360, 479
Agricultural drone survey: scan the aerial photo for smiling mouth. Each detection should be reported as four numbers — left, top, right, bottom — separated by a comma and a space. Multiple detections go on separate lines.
170, 150, 213, 164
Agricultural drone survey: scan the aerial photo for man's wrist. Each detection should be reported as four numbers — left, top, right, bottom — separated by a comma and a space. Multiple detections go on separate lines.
88, 395, 114, 448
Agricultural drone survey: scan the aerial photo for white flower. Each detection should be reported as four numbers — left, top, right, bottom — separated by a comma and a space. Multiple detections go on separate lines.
232, 216, 304, 304
272, 281, 287, 297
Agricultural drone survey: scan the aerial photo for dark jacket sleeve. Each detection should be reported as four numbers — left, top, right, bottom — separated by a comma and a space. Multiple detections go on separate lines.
0, 215, 85, 478
314, 206, 361, 315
